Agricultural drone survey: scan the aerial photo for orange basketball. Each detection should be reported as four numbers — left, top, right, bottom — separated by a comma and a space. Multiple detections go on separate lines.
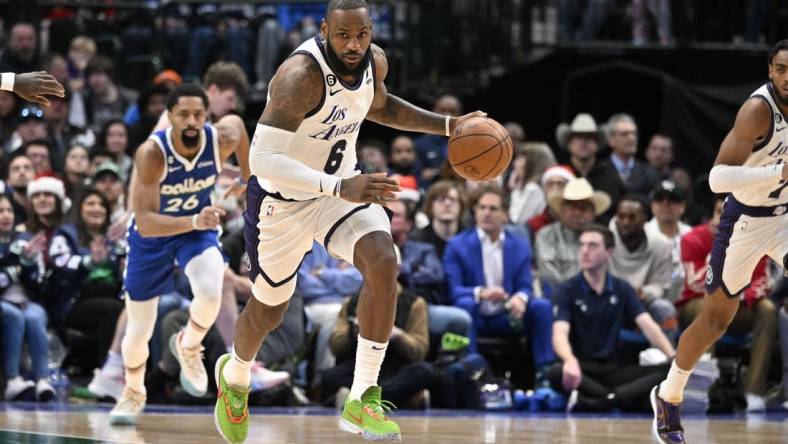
448, 116, 513, 181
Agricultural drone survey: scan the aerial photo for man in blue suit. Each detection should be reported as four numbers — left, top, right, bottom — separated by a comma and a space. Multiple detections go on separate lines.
443, 184, 555, 385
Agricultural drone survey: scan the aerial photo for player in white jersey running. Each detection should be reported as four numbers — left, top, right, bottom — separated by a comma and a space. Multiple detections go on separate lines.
651, 40, 788, 443
213, 1, 483, 442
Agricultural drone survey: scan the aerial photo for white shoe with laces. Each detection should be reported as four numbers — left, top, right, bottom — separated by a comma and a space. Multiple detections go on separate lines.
88, 368, 125, 401
109, 387, 146, 425
250, 361, 289, 392
169, 330, 207, 397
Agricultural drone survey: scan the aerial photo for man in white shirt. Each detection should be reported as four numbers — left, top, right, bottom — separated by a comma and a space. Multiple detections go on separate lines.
645, 181, 692, 301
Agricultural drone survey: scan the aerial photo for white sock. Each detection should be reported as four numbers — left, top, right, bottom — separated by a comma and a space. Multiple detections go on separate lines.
660, 361, 693, 403
102, 351, 123, 374
181, 318, 209, 349
222, 347, 252, 389
349, 335, 388, 402
125, 364, 146, 395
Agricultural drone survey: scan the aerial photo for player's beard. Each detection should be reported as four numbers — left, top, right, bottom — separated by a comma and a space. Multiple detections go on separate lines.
324, 37, 370, 81
772, 80, 788, 107
181, 128, 200, 149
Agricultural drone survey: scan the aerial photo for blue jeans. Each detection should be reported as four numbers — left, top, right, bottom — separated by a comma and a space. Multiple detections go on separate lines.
472, 298, 555, 367
1, 301, 50, 379
428, 304, 472, 337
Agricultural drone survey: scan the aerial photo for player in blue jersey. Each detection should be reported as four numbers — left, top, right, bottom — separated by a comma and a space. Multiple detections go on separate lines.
110, 84, 250, 425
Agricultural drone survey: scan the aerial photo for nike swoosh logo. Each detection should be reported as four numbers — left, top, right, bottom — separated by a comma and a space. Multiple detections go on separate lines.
348, 411, 363, 425
371, 346, 385, 350
329, 88, 344, 96
778, 126, 787, 132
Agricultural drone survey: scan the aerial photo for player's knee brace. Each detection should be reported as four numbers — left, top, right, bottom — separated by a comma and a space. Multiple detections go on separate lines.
252, 275, 296, 307
121, 297, 158, 367
184, 248, 225, 327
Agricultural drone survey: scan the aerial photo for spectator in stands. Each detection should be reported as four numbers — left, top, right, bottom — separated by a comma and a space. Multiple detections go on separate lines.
358, 141, 388, 173
549, 224, 674, 412
601, 113, 660, 196
83, 56, 138, 132
527, 165, 575, 237
443, 184, 555, 385
23, 140, 53, 175
0, 91, 19, 147
678, 194, 776, 412
47, 188, 125, 371
535, 177, 610, 293
0, 23, 40, 73
556, 113, 624, 222
388, 135, 419, 186
202, 62, 249, 122
410, 180, 465, 258
322, 286, 434, 408
297, 241, 363, 380
66, 36, 97, 95
0, 194, 53, 401
5, 153, 34, 227
7, 105, 49, 152
88, 147, 113, 178
97, 120, 132, 182
645, 181, 691, 302
62, 144, 90, 204
503, 121, 525, 145
507, 144, 551, 226
609, 194, 678, 340
390, 199, 471, 342
414, 95, 462, 187
128, 84, 171, 150
44, 87, 92, 165
91, 163, 126, 224
43, 53, 88, 131
645, 134, 675, 180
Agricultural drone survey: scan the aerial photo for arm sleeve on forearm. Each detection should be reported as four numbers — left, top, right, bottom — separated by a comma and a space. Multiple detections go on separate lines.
708, 163, 783, 193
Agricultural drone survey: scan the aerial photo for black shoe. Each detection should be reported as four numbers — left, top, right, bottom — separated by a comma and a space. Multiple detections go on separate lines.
650, 385, 686, 444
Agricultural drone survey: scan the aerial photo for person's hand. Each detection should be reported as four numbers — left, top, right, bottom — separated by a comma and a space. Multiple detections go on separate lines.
480, 286, 508, 302
420, 167, 438, 182
448, 111, 488, 135
21, 232, 47, 261
506, 295, 527, 320
90, 237, 108, 264
107, 211, 131, 242
340, 173, 401, 204
194, 206, 226, 230
562, 358, 582, 392
222, 179, 247, 200
13, 72, 65, 107
389, 326, 404, 340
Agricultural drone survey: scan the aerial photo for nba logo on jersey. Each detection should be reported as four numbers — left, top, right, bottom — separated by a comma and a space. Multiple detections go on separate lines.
266, 205, 274, 216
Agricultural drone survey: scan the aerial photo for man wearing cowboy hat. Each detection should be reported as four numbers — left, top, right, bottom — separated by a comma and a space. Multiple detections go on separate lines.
535, 177, 610, 292
556, 113, 625, 223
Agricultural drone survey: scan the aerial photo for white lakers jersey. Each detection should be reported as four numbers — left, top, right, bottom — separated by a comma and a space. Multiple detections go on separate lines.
258, 36, 376, 200
733, 83, 788, 206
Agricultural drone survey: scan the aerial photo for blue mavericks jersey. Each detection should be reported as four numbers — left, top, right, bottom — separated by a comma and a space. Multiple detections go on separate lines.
150, 124, 221, 217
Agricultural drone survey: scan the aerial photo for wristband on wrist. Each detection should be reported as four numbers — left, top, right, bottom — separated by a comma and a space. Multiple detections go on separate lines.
192, 214, 200, 230
445, 116, 451, 137
236, 176, 247, 186
1, 73, 15, 92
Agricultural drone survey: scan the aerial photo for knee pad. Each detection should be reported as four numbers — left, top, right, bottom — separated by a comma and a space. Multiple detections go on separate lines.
184, 247, 225, 300
252, 275, 296, 307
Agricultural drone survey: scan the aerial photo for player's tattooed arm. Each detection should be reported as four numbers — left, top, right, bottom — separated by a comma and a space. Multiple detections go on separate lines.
365, 45, 447, 135
258, 54, 324, 132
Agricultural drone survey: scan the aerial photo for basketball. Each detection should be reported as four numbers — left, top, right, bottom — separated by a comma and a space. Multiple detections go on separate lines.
448, 116, 513, 181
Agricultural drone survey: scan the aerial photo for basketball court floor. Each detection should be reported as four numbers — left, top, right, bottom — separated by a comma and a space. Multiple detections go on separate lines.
0, 402, 785, 443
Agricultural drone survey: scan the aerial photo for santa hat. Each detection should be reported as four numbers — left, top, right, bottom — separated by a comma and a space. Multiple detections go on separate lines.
540, 165, 576, 187
27, 175, 71, 212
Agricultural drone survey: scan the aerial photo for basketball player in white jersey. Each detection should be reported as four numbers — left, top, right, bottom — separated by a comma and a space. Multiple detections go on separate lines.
214, 1, 483, 442
0, 71, 64, 106
651, 40, 788, 443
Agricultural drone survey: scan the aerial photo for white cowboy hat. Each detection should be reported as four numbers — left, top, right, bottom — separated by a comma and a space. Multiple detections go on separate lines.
555, 113, 602, 150
547, 177, 611, 216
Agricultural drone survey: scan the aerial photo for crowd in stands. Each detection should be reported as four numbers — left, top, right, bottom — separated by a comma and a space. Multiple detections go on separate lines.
0, 4, 787, 415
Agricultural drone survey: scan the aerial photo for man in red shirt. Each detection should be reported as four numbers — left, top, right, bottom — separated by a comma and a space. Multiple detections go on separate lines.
678, 194, 776, 411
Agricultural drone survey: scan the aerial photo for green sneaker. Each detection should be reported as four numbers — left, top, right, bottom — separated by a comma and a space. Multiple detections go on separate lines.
213, 353, 250, 443
339, 386, 401, 441
441, 332, 470, 352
